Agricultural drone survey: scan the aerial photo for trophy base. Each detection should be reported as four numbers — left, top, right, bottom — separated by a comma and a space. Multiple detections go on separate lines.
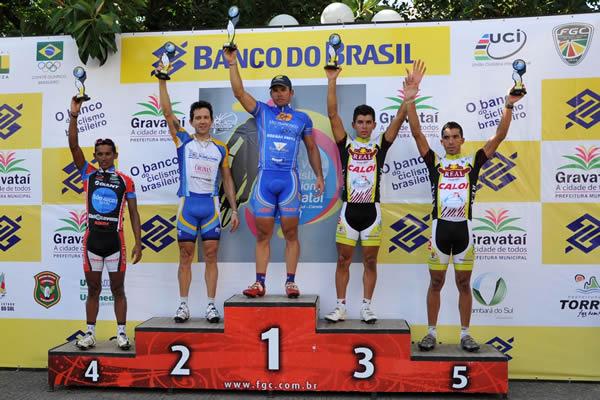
509, 88, 527, 96
75, 94, 91, 102
223, 43, 238, 51
324, 64, 340, 70
155, 72, 171, 81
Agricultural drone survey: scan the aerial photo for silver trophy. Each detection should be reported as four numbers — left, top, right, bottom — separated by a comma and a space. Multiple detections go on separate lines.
510, 59, 527, 96
324, 33, 342, 70
73, 67, 90, 102
223, 6, 240, 51
155, 42, 176, 80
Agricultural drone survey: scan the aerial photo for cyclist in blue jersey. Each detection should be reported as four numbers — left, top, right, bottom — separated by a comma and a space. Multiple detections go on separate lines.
158, 74, 239, 323
224, 48, 324, 298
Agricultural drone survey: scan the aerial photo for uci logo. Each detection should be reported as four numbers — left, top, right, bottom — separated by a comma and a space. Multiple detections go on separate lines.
474, 29, 527, 61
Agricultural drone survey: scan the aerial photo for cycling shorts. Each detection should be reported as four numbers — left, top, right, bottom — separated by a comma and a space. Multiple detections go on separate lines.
428, 219, 474, 271
177, 193, 221, 242
83, 230, 126, 273
251, 169, 301, 218
335, 202, 382, 247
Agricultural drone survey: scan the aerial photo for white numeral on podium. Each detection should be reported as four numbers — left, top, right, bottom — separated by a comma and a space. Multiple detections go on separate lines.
84, 360, 99, 382
353, 347, 375, 379
170, 345, 191, 376
260, 327, 280, 371
452, 365, 469, 389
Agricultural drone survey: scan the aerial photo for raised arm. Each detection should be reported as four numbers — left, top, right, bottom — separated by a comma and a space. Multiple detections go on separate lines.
325, 67, 346, 143
68, 97, 86, 171
482, 89, 526, 158
157, 77, 182, 142
224, 48, 257, 113
405, 61, 430, 157
384, 60, 425, 144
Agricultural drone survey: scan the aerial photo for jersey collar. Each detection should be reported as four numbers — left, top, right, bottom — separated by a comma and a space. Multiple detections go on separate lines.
98, 166, 116, 173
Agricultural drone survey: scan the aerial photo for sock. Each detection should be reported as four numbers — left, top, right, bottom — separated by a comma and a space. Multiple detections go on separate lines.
361, 298, 371, 308
286, 273, 295, 283
336, 299, 346, 309
86, 323, 96, 335
180, 297, 188, 304
117, 324, 126, 336
256, 273, 266, 286
428, 326, 437, 338
460, 326, 469, 339
207, 297, 215, 305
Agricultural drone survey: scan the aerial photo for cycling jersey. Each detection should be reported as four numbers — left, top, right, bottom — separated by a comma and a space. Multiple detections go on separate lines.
251, 101, 312, 171
175, 130, 229, 197
338, 133, 392, 203
423, 149, 488, 222
80, 162, 135, 272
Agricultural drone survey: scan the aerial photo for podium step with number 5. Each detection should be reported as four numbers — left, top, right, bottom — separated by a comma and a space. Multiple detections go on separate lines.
48, 295, 508, 394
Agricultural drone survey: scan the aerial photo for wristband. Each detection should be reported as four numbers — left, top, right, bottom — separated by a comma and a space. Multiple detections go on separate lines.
505, 103, 514, 110
70, 112, 79, 118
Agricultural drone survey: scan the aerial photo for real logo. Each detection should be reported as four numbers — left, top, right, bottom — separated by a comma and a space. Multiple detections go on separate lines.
565, 214, 600, 254
0, 103, 23, 140
553, 23, 594, 66
141, 215, 177, 252
388, 213, 430, 253
565, 89, 600, 130
34, 271, 61, 308
472, 273, 507, 306
0, 215, 22, 251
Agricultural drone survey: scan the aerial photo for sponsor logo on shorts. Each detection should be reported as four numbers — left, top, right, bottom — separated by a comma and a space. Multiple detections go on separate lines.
565, 89, 600, 130
553, 23, 593, 66
33, 271, 61, 309
388, 213, 430, 253
565, 214, 599, 254
141, 215, 176, 252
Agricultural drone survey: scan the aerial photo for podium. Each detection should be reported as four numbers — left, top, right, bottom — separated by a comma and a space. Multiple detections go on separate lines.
48, 295, 508, 395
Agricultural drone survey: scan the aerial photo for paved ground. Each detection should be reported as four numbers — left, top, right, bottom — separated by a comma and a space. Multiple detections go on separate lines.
1, 370, 599, 400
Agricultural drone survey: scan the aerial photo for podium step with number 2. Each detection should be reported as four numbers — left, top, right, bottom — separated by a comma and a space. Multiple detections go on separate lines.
48, 295, 508, 394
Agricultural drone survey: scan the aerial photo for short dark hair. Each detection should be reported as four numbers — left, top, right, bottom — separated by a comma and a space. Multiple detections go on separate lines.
352, 104, 375, 123
441, 121, 464, 138
189, 100, 213, 121
94, 138, 116, 153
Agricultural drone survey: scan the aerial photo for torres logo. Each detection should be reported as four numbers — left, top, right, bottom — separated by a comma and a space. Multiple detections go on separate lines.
565, 214, 599, 255
565, 89, 600, 130
388, 213, 430, 253
33, 271, 61, 309
151, 42, 187, 77
473, 30, 527, 63
574, 274, 600, 295
559, 274, 600, 319
553, 23, 593, 66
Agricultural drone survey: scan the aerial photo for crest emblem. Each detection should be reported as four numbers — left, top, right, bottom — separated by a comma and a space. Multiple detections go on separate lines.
33, 271, 61, 308
553, 23, 594, 66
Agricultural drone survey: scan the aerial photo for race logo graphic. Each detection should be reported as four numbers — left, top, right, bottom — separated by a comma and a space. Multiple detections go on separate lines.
473, 273, 507, 306
565, 214, 599, 254
560, 274, 600, 318
130, 95, 186, 143
33, 271, 61, 309
213, 112, 238, 135
0, 103, 23, 140
473, 30, 527, 62
388, 213, 431, 253
466, 95, 527, 131
55, 100, 108, 136
151, 42, 187, 77
565, 89, 600, 130
477, 152, 518, 192
0, 52, 8, 77
575, 274, 600, 295
0, 273, 5, 298
53, 210, 86, 260
553, 145, 599, 201
0, 215, 22, 251
553, 23, 594, 66
474, 208, 527, 262
380, 90, 439, 137
141, 215, 176, 252
487, 336, 514, 360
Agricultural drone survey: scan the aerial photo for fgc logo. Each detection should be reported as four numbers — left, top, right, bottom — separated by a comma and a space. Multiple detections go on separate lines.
388, 213, 431, 253
141, 215, 177, 252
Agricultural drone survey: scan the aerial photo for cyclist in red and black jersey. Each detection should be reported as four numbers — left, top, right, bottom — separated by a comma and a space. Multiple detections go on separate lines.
67, 96, 142, 351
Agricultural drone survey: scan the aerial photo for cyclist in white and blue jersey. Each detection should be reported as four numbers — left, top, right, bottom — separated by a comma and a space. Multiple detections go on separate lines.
158, 75, 239, 324
224, 48, 324, 299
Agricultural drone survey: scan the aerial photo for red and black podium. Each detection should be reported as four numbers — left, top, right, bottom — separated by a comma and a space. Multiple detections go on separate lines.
48, 295, 508, 395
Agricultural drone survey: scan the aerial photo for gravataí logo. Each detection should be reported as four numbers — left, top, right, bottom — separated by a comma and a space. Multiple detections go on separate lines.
0, 151, 29, 174
565, 89, 600, 130
33, 271, 61, 309
0, 215, 22, 251
381, 90, 438, 112
388, 213, 431, 253
558, 145, 600, 171
134, 95, 184, 118
141, 215, 176, 252
565, 214, 600, 254
553, 23, 594, 66
473, 209, 525, 233
56, 210, 87, 233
